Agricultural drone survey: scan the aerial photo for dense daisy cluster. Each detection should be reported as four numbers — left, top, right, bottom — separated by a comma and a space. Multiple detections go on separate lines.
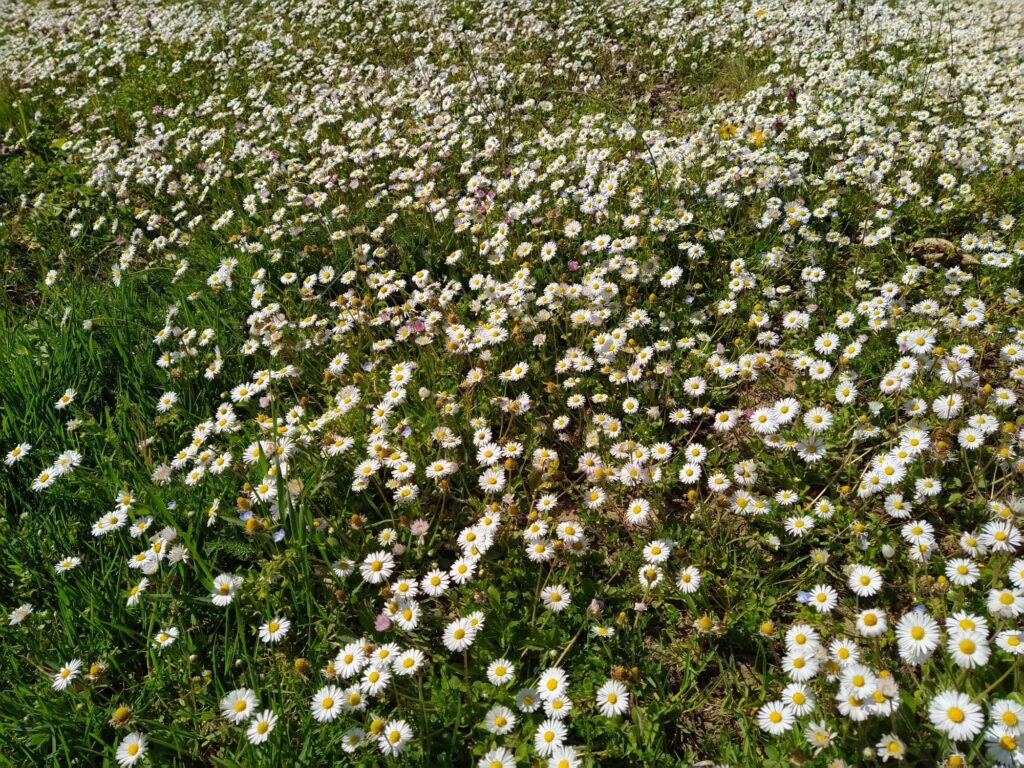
2, 0, 1024, 764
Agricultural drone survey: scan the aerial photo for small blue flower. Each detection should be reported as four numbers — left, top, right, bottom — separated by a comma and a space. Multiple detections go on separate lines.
273, 529, 285, 542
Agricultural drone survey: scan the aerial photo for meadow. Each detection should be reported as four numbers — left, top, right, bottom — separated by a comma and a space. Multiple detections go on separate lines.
1, 0, 1024, 765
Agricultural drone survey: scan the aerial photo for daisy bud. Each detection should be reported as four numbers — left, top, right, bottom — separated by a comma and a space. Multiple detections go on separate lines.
110, 705, 132, 727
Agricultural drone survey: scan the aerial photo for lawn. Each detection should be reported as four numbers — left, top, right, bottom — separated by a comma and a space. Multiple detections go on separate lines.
1, 0, 1023, 766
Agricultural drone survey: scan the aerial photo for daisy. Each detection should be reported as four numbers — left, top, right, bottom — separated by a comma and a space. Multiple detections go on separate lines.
782, 650, 820, 682
985, 727, 1023, 765
516, 687, 542, 713
781, 683, 815, 716
638, 565, 663, 589
995, 629, 1024, 655
390, 599, 420, 630
547, 746, 581, 768
947, 611, 988, 637
360, 551, 395, 584
855, 608, 887, 637
156, 391, 178, 412
369, 643, 399, 668
246, 709, 277, 745
876, 733, 906, 762
211, 574, 242, 606
533, 718, 567, 757
442, 618, 476, 652
808, 584, 839, 613
643, 539, 673, 563
153, 627, 179, 650
945, 558, 980, 587
842, 664, 877, 698
1009, 559, 1024, 590
847, 565, 882, 597
258, 616, 291, 644
421, 569, 450, 597
126, 578, 149, 607
335, 642, 367, 678
4, 442, 31, 465
360, 665, 391, 696
334, 726, 363, 754
52, 659, 82, 691
393, 648, 426, 676
624, 498, 651, 525
310, 685, 343, 723
544, 695, 573, 719
55, 556, 81, 574
785, 516, 815, 537
115, 732, 147, 767
804, 720, 837, 753
377, 719, 412, 755
8, 603, 33, 625
537, 667, 568, 701
829, 638, 859, 668
757, 701, 795, 735
595, 679, 629, 717
928, 690, 984, 741
55, 388, 76, 410
988, 588, 1024, 619
479, 746, 516, 768
786, 624, 820, 652
991, 699, 1024, 733
220, 688, 258, 723
676, 566, 702, 593
340, 685, 366, 713
484, 705, 516, 735
894, 611, 940, 664
486, 658, 515, 686
947, 631, 990, 669
803, 407, 833, 432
